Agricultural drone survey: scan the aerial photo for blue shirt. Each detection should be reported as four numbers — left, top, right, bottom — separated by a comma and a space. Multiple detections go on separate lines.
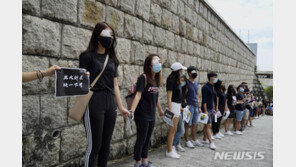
201, 82, 216, 111
186, 80, 199, 106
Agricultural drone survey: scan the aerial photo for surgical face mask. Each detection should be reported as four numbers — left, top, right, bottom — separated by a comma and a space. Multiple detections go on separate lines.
181, 81, 186, 87
191, 73, 197, 79
180, 73, 184, 77
213, 78, 218, 83
152, 63, 162, 73
240, 87, 244, 92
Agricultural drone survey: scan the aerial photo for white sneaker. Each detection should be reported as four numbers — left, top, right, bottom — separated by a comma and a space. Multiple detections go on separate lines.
213, 134, 221, 139
235, 131, 243, 135
176, 144, 185, 152
225, 131, 233, 136
185, 141, 195, 148
218, 132, 224, 137
202, 139, 210, 144
192, 139, 204, 147
209, 142, 216, 150
166, 150, 180, 159
211, 135, 216, 140
251, 124, 255, 127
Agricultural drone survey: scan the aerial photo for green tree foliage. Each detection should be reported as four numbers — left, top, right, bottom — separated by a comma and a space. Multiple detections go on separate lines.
265, 86, 273, 99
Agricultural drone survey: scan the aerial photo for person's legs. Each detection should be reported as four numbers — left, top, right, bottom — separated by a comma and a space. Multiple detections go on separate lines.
235, 110, 244, 132
184, 124, 190, 142
134, 119, 150, 164
173, 114, 185, 146
141, 121, 155, 163
167, 116, 179, 153
191, 106, 199, 141
97, 94, 117, 167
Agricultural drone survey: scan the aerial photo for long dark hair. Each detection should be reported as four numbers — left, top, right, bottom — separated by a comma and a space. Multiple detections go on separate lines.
81, 22, 119, 66
214, 79, 223, 93
167, 70, 181, 85
227, 84, 236, 96
144, 54, 162, 87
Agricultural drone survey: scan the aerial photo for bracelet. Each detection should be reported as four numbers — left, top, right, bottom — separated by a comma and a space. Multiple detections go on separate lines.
36, 70, 44, 82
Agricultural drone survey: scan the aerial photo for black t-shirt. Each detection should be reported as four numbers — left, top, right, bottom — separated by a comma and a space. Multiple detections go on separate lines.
166, 77, 182, 103
201, 82, 216, 111
134, 75, 159, 121
181, 84, 187, 108
226, 94, 236, 112
79, 52, 118, 94
235, 92, 246, 111
217, 92, 226, 112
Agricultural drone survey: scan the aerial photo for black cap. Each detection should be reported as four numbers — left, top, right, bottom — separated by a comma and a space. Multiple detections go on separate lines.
187, 66, 197, 73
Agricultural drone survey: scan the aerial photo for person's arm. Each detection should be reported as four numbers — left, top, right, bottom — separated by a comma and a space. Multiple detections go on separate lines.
157, 99, 164, 117
216, 96, 219, 112
197, 89, 201, 113
130, 91, 142, 120
202, 87, 208, 114
167, 91, 173, 111
225, 99, 229, 111
114, 77, 129, 118
22, 65, 61, 82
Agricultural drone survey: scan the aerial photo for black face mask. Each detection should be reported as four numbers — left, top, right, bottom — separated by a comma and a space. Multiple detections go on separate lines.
98, 36, 113, 49
191, 73, 197, 79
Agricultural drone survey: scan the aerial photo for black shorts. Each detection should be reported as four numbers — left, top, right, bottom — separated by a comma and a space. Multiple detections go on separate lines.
228, 110, 235, 119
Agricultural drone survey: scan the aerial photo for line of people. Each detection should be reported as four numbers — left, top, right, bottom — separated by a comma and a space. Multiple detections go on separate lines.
23, 22, 270, 167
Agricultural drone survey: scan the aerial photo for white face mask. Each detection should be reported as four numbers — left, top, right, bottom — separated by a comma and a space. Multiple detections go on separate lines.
213, 78, 218, 83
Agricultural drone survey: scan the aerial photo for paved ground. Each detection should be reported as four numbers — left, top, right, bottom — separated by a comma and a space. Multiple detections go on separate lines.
110, 116, 273, 167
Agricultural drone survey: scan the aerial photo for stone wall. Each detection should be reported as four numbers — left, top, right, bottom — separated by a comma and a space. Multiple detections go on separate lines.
22, 0, 256, 166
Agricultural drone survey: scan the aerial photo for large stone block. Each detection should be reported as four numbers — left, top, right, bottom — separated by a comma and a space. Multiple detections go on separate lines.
40, 94, 67, 129
23, 15, 61, 57
22, 55, 50, 95
22, 95, 40, 136
109, 141, 127, 159
118, 0, 136, 15
157, 48, 168, 67
144, 45, 158, 57
60, 124, 87, 162
124, 14, 142, 40
167, 50, 177, 67
187, 40, 194, 55
150, 3, 162, 26
174, 35, 181, 51
162, 9, 172, 29
143, 22, 154, 44
165, 30, 174, 50
150, 125, 162, 147
131, 41, 145, 65
179, 19, 186, 37
153, 27, 165, 47
171, 14, 179, 34
22, 129, 60, 166
177, 53, 185, 65
62, 25, 92, 59
115, 38, 131, 64
184, 4, 192, 22
122, 65, 141, 88
177, 0, 185, 19
42, 0, 77, 23
181, 37, 187, 53
111, 115, 125, 142
135, 0, 151, 21
106, 6, 124, 37
126, 135, 136, 154
170, 0, 178, 14
22, 0, 40, 15
186, 23, 194, 40
78, 0, 105, 27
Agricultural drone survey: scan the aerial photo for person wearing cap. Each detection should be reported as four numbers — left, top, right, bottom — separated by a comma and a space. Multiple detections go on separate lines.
201, 72, 218, 150
165, 62, 187, 159
184, 66, 204, 148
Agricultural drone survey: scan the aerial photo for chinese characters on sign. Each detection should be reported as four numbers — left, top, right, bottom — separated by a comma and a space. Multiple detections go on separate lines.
55, 68, 89, 97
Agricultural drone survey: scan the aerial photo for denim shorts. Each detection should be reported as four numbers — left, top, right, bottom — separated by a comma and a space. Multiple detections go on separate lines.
207, 110, 214, 124
249, 108, 254, 117
236, 110, 245, 122
186, 105, 199, 126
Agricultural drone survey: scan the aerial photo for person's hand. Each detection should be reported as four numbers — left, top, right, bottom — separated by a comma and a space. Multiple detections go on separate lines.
119, 107, 130, 119
86, 71, 90, 77
43, 65, 61, 77
130, 111, 135, 121
198, 107, 202, 113
158, 109, 164, 118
